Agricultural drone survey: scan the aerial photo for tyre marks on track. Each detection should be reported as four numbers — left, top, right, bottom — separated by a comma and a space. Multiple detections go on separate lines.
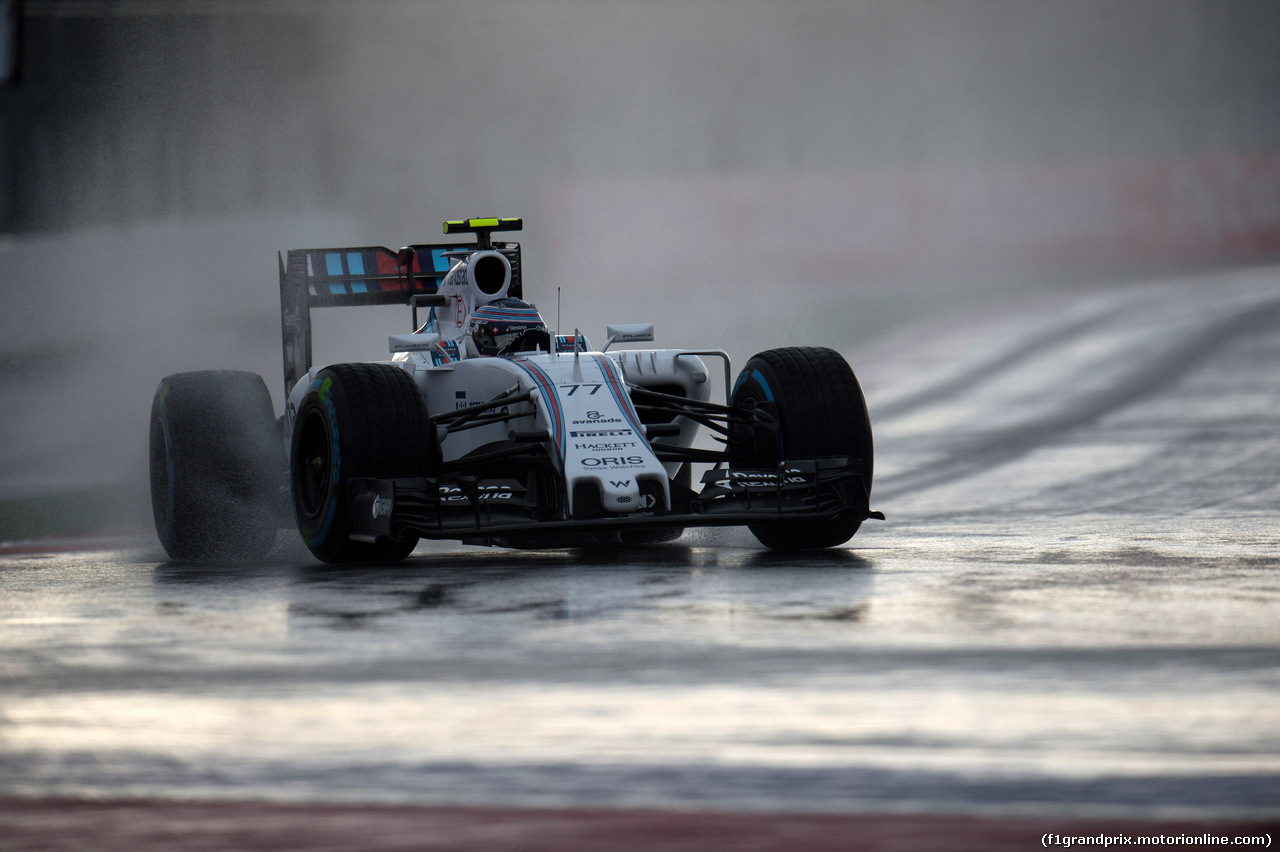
873, 292, 1280, 503
872, 304, 1115, 421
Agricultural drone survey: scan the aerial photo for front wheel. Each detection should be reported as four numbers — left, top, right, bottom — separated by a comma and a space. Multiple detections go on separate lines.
730, 347, 874, 551
290, 363, 432, 564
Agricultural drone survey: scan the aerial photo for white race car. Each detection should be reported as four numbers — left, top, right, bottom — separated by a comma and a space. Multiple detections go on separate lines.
149, 218, 881, 562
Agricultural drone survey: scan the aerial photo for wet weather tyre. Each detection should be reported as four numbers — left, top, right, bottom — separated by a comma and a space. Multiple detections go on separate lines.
290, 364, 431, 564
730, 347, 874, 551
149, 371, 284, 561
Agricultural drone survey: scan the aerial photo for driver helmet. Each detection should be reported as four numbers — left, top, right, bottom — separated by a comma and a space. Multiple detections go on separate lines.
467, 298, 548, 356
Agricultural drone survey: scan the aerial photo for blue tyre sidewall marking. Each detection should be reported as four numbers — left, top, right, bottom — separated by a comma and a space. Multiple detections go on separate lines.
314, 391, 341, 547
750, 369, 774, 402
735, 368, 783, 459
295, 377, 341, 549
731, 368, 775, 401
159, 388, 176, 548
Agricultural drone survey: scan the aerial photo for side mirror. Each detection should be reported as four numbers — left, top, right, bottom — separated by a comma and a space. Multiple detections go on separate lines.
411, 293, 450, 330
603, 323, 655, 352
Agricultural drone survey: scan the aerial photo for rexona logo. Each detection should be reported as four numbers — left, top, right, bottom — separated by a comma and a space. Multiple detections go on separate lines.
569, 429, 633, 438
581, 456, 645, 468
438, 484, 515, 502
371, 495, 393, 518
729, 468, 808, 486
575, 441, 638, 452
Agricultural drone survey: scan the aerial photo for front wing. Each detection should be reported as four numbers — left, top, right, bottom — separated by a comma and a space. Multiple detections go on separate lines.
346, 456, 881, 546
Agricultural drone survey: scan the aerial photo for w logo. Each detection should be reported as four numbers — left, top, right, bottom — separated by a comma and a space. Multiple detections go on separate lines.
610, 479, 631, 488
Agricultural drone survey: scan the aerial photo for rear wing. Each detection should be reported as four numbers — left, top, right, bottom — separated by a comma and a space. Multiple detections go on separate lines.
278, 240, 522, 394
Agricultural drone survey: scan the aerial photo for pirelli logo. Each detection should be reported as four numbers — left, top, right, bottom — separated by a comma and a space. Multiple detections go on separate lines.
570, 429, 634, 438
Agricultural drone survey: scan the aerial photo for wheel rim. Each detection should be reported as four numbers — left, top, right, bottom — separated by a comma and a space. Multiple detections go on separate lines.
730, 391, 781, 468
294, 408, 333, 521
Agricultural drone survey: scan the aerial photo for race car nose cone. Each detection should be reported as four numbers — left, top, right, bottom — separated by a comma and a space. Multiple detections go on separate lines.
600, 479, 644, 512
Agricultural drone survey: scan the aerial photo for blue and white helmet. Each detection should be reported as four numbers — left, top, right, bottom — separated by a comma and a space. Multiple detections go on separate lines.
467, 298, 549, 356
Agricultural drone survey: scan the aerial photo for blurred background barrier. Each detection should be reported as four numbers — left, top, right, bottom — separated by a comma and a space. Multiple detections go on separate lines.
550, 154, 1280, 284
5, 1, 1280, 277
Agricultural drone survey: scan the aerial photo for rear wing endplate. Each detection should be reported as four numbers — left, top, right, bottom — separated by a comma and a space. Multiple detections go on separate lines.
278, 240, 522, 394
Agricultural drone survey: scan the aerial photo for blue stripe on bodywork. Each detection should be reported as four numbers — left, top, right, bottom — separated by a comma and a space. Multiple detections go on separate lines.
325, 253, 343, 276
513, 359, 565, 457
593, 355, 648, 440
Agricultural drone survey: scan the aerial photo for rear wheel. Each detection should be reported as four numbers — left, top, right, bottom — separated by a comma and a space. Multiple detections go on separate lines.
730, 347, 873, 551
290, 363, 432, 563
149, 371, 284, 561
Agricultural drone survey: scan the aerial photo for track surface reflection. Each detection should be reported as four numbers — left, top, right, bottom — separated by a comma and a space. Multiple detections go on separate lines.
2, 269, 1279, 818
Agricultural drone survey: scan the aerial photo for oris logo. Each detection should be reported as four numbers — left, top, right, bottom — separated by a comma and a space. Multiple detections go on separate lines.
371, 495, 393, 519
581, 456, 645, 467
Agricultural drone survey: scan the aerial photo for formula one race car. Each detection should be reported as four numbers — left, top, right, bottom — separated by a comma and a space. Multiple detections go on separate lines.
149, 218, 881, 562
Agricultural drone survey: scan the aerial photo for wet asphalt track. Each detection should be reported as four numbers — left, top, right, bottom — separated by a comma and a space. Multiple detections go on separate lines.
2, 267, 1279, 845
